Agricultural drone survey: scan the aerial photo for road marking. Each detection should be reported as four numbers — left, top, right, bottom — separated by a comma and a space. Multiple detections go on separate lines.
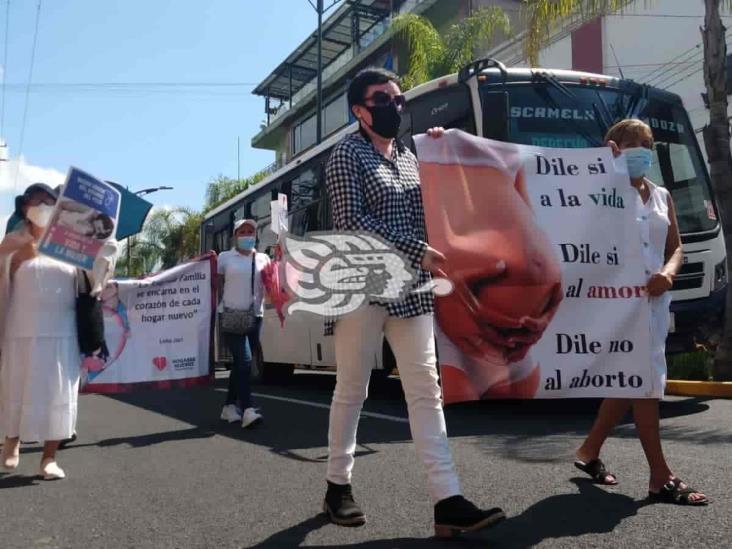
252, 393, 409, 424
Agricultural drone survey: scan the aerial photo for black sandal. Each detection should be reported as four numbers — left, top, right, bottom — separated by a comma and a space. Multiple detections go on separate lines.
649, 478, 708, 506
574, 458, 618, 485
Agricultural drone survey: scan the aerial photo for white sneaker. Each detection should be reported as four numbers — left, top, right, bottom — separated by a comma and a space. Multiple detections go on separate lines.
40, 459, 65, 480
241, 407, 262, 428
220, 404, 242, 423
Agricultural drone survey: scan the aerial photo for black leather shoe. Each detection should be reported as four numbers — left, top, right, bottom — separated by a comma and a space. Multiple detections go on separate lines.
434, 495, 505, 538
323, 481, 366, 527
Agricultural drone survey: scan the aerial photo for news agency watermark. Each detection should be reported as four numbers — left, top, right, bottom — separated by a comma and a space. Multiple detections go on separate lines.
282, 231, 454, 317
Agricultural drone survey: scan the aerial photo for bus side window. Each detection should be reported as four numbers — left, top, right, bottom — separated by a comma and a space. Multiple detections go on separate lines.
481, 91, 509, 141
407, 85, 476, 138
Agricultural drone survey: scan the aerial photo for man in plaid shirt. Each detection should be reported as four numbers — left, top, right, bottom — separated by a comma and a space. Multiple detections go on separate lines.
321, 68, 505, 537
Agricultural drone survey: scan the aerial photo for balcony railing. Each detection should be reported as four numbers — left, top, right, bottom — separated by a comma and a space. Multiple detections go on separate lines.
262, 0, 428, 129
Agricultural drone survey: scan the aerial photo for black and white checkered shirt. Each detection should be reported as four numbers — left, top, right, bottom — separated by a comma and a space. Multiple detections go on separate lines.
323, 130, 433, 335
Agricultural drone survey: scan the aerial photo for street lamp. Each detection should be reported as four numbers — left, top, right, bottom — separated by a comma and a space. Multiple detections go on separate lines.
126, 185, 174, 276
135, 186, 174, 197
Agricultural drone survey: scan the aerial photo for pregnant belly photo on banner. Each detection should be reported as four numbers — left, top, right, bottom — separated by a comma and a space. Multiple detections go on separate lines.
414, 130, 653, 402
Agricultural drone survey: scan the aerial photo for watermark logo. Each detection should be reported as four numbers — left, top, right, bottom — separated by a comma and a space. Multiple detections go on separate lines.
283, 231, 453, 317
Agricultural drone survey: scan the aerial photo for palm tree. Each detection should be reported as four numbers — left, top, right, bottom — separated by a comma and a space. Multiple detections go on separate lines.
520, 1, 629, 65
519, 0, 732, 379
117, 207, 204, 277
391, 7, 511, 89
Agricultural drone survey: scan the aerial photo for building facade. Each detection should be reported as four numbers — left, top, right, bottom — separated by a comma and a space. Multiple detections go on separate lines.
251, 0, 728, 169
250, 0, 522, 165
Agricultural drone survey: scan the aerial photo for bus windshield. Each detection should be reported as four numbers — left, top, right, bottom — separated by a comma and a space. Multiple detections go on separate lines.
485, 84, 719, 234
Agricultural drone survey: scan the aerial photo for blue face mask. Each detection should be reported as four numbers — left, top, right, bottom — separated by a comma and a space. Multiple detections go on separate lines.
623, 147, 653, 178
237, 236, 256, 251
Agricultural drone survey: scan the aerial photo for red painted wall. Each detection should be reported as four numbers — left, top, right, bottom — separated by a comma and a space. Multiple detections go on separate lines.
572, 18, 603, 73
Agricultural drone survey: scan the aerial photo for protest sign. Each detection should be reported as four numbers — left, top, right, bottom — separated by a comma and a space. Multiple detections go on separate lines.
39, 167, 120, 270
270, 193, 289, 236
82, 254, 216, 393
415, 130, 654, 401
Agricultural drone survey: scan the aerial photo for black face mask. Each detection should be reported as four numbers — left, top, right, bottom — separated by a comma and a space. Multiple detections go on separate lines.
364, 102, 402, 139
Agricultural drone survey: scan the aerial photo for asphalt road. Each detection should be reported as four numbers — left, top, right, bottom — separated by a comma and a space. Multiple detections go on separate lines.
1, 370, 729, 548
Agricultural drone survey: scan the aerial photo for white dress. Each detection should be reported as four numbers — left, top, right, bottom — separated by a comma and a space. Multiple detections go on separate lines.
0, 254, 81, 441
637, 182, 673, 398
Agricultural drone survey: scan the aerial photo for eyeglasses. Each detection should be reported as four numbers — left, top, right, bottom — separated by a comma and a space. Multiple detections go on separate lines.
363, 91, 406, 109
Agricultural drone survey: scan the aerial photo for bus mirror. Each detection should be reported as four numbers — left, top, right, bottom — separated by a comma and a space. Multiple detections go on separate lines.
482, 91, 509, 141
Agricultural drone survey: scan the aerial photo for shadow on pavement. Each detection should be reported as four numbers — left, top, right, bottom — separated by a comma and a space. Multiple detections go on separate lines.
87, 371, 726, 465
0, 471, 41, 490
247, 478, 645, 549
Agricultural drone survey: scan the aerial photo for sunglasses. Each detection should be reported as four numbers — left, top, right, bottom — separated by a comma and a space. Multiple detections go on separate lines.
363, 91, 406, 109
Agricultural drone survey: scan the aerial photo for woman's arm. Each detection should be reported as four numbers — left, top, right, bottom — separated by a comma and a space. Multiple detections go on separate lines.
647, 192, 682, 297
662, 193, 683, 277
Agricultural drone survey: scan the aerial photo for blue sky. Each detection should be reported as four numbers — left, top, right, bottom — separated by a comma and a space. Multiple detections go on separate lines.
0, 0, 316, 224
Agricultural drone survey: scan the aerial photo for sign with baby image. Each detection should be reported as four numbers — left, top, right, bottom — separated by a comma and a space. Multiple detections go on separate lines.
415, 130, 656, 401
81, 254, 216, 393
38, 167, 121, 270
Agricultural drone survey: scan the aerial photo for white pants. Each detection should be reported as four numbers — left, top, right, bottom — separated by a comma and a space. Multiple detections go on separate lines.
327, 306, 462, 502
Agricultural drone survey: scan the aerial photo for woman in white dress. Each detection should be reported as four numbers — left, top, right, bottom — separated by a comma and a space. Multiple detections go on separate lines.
0, 183, 83, 480
574, 120, 707, 505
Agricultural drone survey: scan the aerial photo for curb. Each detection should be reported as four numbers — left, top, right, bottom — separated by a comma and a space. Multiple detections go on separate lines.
666, 380, 732, 398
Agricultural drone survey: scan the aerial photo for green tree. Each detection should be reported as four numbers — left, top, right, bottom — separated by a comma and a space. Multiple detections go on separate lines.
204, 170, 269, 213
391, 7, 511, 89
116, 207, 203, 277
520, 1, 629, 65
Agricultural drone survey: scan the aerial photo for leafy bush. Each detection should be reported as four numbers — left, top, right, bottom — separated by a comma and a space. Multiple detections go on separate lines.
667, 351, 713, 381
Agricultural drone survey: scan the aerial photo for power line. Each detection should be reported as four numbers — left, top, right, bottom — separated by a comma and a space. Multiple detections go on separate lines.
640, 42, 703, 84
653, 39, 732, 90
648, 51, 704, 88
13, 0, 41, 191
660, 64, 706, 91
0, 81, 261, 98
1, 0, 10, 142
606, 13, 732, 19
637, 29, 732, 85
1, 81, 260, 88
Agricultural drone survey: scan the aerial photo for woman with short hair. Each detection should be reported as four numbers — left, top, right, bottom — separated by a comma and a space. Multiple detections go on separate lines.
574, 119, 707, 506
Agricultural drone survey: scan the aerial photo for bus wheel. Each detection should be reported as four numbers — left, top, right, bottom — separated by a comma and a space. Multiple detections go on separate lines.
261, 361, 295, 385
251, 343, 295, 384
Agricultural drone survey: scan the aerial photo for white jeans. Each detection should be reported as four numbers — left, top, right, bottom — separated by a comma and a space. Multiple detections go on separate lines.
327, 305, 462, 502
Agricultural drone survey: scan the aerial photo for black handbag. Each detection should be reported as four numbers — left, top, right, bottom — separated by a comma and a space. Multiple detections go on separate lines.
76, 269, 109, 359
219, 253, 258, 335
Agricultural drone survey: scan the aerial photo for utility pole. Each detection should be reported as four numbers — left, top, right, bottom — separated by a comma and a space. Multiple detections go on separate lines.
316, 0, 324, 144
237, 136, 241, 183
307, 0, 343, 144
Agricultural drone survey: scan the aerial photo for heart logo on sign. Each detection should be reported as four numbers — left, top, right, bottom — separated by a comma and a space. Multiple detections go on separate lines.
153, 357, 167, 371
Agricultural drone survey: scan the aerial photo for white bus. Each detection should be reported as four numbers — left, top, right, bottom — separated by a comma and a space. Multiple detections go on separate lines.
201, 59, 727, 382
